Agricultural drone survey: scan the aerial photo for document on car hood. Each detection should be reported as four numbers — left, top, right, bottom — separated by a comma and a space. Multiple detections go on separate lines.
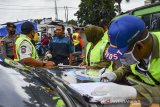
69, 82, 109, 103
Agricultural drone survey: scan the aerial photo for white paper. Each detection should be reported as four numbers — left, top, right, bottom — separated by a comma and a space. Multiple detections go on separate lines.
69, 82, 109, 102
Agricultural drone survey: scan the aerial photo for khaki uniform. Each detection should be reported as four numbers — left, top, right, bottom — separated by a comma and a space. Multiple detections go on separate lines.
113, 34, 160, 105
1, 35, 17, 59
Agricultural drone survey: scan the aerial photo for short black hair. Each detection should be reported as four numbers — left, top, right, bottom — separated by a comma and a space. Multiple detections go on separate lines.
42, 33, 47, 37
67, 28, 71, 31
75, 27, 80, 31
57, 24, 65, 31
21, 21, 35, 35
6, 22, 16, 28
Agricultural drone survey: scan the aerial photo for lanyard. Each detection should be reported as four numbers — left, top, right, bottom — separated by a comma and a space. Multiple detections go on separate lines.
137, 53, 160, 85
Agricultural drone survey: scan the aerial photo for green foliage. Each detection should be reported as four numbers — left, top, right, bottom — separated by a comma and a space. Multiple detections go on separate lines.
67, 19, 78, 26
150, 0, 160, 3
33, 19, 43, 24
76, 0, 116, 25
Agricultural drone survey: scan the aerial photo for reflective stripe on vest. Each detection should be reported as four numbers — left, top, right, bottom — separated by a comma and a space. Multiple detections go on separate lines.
131, 34, 160, 86
102, 31, 113, 71
102, 31, 108, 41
14, 36, 39, 62
72, 33, 79, 46
86, 39, 107, 66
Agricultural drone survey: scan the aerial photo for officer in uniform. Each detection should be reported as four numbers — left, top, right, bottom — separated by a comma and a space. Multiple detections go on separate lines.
80, 25, 111, 69
14, 21, 55, 68
99, 15, 160, 105
72, 28, 84, 52
0, 22, 17, 59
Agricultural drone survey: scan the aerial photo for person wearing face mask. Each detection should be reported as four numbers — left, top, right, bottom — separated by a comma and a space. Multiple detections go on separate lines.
80, 25, 113, 70
98, 15, 160, 105
0, 22, 18, 59
14, 21, 55, 68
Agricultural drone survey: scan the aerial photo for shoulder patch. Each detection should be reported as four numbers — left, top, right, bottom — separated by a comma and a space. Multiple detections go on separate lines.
20, 46, 26, 53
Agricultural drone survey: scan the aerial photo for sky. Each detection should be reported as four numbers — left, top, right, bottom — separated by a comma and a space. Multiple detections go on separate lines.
0, 0, 145, 24
121, 0, 146, 12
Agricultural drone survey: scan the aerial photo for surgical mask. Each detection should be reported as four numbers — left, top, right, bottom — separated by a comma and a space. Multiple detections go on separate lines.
9, 30, 15, 36
120, 49, 139, 65
120, 32, 150, 65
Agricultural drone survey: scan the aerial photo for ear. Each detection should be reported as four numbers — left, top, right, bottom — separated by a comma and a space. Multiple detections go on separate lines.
134, 42, 145, 60
135, 42, 144, 50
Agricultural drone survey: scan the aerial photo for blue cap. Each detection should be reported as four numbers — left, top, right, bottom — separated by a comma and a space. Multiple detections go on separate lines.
105, 15, 145, 61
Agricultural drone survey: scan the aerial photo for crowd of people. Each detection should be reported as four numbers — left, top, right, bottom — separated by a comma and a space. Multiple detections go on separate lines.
0, 15, 160, 106
0, 21, 85, 67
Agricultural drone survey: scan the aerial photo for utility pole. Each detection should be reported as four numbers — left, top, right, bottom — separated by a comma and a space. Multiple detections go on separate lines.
64, 6, 68, 22
66, 6, 68, 22
55, 0, 58, 20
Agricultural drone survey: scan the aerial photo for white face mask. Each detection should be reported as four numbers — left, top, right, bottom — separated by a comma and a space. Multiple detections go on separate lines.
120, 47, 139, 65
120, 32, 150, 65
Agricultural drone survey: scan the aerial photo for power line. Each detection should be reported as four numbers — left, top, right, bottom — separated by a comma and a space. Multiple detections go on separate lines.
0, 3, 47, 8
0, 7, 78, 10
0, 3, 78, 9
0, 10, 55, 13
0, 7, 54, 10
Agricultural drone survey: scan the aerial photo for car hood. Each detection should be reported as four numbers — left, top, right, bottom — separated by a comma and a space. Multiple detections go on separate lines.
0, 63, 56, 107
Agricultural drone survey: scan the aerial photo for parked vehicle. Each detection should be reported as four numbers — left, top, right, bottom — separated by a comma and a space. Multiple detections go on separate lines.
1, 2, 160, 107
0, 56, 132, 107
113, 2, 160, 34
0, 57, 63, 107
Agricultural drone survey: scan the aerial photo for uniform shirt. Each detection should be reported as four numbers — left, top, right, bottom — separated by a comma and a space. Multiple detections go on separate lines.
113, 34, 159, 81
113, 34, 160, 104
72, 33, 84, 48
1, 35, 17, 59
18, 34, 33, 60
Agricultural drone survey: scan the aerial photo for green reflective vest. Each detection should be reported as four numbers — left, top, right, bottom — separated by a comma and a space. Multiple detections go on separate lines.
102, 31, 113, 70
72, 33, 79, 46
102, 31, 108, 41
151, 31, 160, 37
14, 35, 39, 62
86, 38, 107, 66
53, 96, 65, 107
131, 34, 160, 86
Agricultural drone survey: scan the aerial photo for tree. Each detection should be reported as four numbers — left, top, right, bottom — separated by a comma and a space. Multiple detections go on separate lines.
150, 0, 160, 3
115, 0, 130, 13
67, 19, 78, 26
76, 0, 116, 25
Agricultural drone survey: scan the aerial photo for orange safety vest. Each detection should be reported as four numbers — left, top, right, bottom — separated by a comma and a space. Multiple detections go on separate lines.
72, 33, 80, 46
